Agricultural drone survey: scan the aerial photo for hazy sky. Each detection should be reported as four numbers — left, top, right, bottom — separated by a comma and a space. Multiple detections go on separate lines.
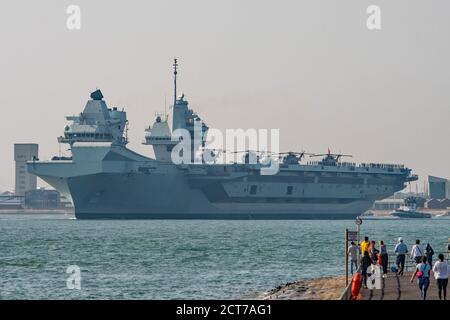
1, 0, 449, 192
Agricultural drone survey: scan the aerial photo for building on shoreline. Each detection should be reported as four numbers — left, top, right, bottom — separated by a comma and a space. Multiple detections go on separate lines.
428, 175, 449, 199
24, 188, 60, 209
14, 144, 38, 196
372, 198, 404, 210
425, 198, 450, 209
0, 191, 23, 209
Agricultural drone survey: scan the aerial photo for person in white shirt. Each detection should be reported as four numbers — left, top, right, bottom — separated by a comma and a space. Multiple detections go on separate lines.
410, 239, 424, 265
347, 241, 359, 274
432, 254, 449, 300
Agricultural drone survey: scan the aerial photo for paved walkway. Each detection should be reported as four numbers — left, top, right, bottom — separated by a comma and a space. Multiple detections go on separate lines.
358, 272, 443, 300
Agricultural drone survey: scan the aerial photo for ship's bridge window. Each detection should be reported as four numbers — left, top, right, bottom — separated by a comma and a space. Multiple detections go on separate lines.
250, 185, 257, 195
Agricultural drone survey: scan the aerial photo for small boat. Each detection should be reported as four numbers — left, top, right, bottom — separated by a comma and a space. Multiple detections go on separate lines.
391, 209, 432, 218
390, 197, 431, 219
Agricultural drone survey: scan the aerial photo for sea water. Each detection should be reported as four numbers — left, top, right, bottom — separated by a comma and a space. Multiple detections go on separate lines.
0, 214, 449, 299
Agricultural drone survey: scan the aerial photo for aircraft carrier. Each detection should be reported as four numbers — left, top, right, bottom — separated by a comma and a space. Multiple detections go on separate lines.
27, 60, 418, 219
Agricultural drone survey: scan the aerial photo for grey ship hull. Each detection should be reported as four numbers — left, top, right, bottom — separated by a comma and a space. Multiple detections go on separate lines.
39, 172, 374, 219
28, 143, 412, 220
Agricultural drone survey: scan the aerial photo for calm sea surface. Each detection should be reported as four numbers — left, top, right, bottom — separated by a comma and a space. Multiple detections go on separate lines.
0, 214, 449, 299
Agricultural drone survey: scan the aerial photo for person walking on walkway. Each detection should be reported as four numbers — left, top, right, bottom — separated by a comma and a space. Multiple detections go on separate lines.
425, 243, 434, 267
347, 241, 359, 275
361, 251, 373, 289
379, 240, 388, 275
411, 256, 432, 300
394, 237, 408, 276
432, 253, 448, 300
368, 240, 379, 264
411, 239, 425, 265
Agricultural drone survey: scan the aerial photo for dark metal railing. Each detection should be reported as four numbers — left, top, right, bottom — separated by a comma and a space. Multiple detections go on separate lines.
386, 253, 450, 273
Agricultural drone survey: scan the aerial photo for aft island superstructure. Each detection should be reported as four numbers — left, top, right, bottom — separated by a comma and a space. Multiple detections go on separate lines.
28, 60, 418, 219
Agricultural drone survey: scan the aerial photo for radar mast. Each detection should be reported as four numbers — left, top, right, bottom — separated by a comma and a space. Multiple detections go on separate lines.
173, 58, 178, 106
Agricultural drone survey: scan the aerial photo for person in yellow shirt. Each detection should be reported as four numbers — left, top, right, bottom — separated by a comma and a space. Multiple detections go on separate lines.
361, 236, 370, 257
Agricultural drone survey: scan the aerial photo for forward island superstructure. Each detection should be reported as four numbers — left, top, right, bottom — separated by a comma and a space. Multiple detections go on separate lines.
28, 60, 418, 219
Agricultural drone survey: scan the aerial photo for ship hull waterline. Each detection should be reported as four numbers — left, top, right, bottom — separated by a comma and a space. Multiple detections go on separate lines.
36, 172, 388, 220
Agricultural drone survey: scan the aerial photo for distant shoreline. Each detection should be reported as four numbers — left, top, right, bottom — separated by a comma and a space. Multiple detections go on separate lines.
364, 209, 448, 217
0, 209, 74, 215
0, 209, 447, 218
